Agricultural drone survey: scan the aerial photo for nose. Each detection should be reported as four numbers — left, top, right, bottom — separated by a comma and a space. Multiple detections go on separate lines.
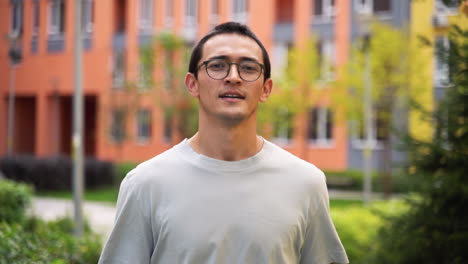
224, 63, 242, 84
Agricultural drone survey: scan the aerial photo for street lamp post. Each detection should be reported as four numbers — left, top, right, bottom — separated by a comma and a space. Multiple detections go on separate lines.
6, 34, 22, 156
72, 0, 85, 237
362, 33, 375, 205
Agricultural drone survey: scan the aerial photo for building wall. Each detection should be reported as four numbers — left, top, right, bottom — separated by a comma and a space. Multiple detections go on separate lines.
0, 0, 392, 172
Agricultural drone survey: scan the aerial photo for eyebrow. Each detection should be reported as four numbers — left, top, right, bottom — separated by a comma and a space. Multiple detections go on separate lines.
206, 55, 260, 63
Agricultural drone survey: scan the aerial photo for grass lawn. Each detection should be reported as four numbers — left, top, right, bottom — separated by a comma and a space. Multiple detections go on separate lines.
37, 186, 366, 209
36, 185, 119, 203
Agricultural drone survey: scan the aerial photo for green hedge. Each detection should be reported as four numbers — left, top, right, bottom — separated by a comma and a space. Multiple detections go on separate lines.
0, 218, 101, 264
0, 179, 32, 223
324, 169, 413, 193
331, 200, 408, 264
0, 179, 102, 263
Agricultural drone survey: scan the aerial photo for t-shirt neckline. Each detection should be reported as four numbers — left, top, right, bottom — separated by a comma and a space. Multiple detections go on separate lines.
175, 137, 273, 172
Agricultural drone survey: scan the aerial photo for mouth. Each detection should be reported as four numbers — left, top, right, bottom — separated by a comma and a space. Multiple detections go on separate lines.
219, 93, 246, 100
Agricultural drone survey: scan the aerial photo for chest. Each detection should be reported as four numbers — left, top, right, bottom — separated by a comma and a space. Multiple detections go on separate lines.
150, 173, 310, 260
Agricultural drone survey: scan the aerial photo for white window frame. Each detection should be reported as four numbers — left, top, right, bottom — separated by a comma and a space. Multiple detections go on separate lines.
314, 0, 336, 19
48, 0, 64, 35
317, 39, 336, 83
10, 1, 23, 37
435, 0, 459, 15
185, 0, 197, 24
113, 51, 126, 88
350, 111, 387, 150
308, 107, 334, 147
355, 0, 372, 15
110, 110, 126, 143
165, 0, 173, 27
139, 0, 153, 33
434, 35, 450, 87
136, 109, 152, 143
210, 0, 219, 27
32, 0, 39, 36
232, 0, 248, 23
271, 107, 294, 146
272, 43, 289, 76
82, 0, 93, 34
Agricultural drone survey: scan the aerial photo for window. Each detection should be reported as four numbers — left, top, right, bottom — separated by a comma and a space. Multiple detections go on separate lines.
272, 42, 290, 75
115, 0, 126, 33
308, 107, 334, 145
110, 110, 126, 143
165, 0, 173, 27
272, 107, 294, 145
355, 0, 391, 15
82, 0, 93, 34
113, 50, 126, 88
313, 0, 335, 18
352, 109, 388, 149
49, 0, 66, 35
164, 51, 174, 89
163, 110, 173, 143
139, 0, 153, 33
317, 39, 336, 82
10, 1, 23, 37
186, 0, 197, 23
32, 0, 40, 36
136, 109, 152, 143
373, 0, 391, 13
210, 0, 220, 27
434, 36, 451, 87
232, 0, 248, 23
137, 59, 153, 90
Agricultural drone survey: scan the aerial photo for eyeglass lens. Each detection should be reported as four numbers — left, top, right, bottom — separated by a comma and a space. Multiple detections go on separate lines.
206, 59, 262, 81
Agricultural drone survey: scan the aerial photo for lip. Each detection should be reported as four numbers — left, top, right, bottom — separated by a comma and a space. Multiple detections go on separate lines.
219, 90, 246, 100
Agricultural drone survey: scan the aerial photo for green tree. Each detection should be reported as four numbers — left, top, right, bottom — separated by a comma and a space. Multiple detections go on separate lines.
333, 21, 426, 197
152, 32, 198, 141
258, 38, 324, 159
369, 25, 468, 264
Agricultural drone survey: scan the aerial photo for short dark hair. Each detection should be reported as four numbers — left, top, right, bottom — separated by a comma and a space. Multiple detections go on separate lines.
188, 22, 271, 81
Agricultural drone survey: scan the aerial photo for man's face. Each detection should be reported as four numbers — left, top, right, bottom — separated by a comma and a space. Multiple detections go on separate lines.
186, 34, 272, 124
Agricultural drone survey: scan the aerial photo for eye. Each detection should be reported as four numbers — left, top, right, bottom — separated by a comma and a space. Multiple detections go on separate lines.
207, 60, 228, 71
240, 62, 260, 73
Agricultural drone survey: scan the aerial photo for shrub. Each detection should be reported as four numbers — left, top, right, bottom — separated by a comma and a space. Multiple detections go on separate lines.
331, 200, 408, 264
0, 155, 115, 191
0, 179, 32, 223
115, 162, 137, 183
0, 217, 102, 264
368, 25, 468, 264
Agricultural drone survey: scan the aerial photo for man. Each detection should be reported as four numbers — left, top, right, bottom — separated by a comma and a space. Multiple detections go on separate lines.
99, 22, 348, 264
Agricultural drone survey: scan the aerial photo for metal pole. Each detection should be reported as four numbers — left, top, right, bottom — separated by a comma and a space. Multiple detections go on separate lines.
73, 0, 84, 237
363, 34, 374, 205
7, 65, 16, 156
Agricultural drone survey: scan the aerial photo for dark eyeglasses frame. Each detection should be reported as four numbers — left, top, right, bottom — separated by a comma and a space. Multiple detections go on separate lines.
196, 59, 265, 82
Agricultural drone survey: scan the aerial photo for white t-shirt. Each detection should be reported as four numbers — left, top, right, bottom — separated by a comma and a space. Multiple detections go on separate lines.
99, 139, 349, 264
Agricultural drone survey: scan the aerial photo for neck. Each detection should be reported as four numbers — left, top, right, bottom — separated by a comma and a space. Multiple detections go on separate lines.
188, 115, 263, 161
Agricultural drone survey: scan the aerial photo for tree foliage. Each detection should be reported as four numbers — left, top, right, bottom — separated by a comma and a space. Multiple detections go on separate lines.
369, 25, 468, 264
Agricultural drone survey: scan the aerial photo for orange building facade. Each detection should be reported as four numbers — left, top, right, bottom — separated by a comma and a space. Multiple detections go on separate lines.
1, 0, 407, 171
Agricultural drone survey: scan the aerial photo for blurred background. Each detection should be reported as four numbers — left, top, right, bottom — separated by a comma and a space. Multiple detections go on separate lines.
0, 0, 467, 263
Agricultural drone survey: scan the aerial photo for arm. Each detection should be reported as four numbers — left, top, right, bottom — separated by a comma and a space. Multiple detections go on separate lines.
98, 172, 154, 264
300, 172, 349, 264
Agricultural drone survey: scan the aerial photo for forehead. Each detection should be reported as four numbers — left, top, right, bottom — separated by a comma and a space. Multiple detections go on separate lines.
202, 34, 263, 63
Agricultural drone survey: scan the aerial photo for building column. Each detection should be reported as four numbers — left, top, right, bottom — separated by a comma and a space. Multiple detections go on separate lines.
35, 92, 51, 156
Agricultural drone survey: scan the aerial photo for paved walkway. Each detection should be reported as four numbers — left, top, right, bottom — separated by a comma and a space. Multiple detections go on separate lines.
29, 197, 116, 241
30, 190, 385, 242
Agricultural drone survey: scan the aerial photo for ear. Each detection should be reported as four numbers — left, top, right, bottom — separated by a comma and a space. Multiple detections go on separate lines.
185, 73, 199, 97
259, 78, 273, 103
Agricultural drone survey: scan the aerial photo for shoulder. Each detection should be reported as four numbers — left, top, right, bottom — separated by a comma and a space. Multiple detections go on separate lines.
265, 140, 326, 182
119, 143, 186, 193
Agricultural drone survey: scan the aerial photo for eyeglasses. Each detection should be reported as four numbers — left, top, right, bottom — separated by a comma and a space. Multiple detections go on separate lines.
196, 58, 264, 82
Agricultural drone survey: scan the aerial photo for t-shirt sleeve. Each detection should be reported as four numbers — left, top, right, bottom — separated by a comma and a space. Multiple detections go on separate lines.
98, 171, 154, 264
300, 172, 349, 264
